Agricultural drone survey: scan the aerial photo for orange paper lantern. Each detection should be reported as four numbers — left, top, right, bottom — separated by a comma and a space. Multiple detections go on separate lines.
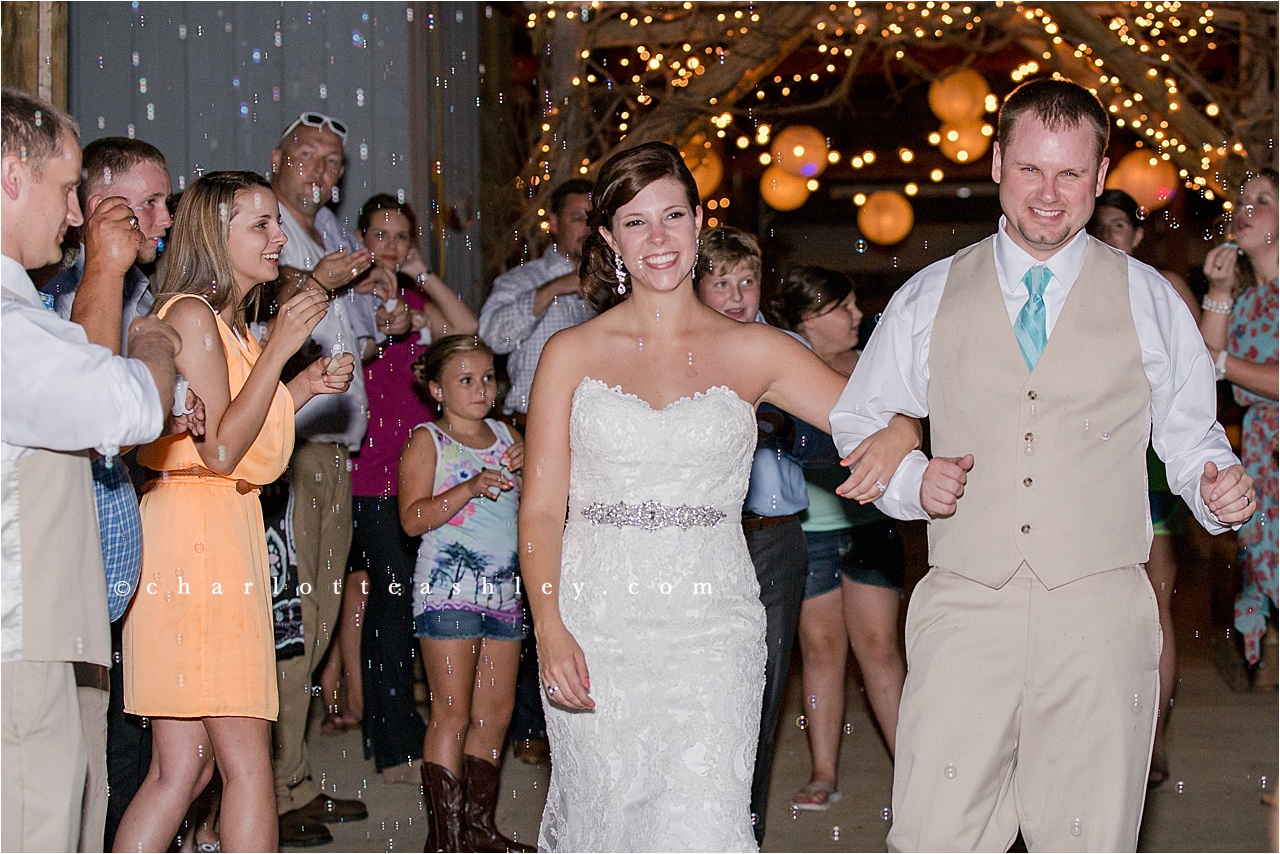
1105, 150, 1179, 212
937, 120, 993, 164
928, 69, 990, 123
857, 191, 914, 245
771, 125, 829, 179
760, 165, 811, 211
680, 134, 724, 200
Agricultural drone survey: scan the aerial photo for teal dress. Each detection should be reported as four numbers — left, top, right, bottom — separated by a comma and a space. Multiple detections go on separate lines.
1229, 277, 1278, 664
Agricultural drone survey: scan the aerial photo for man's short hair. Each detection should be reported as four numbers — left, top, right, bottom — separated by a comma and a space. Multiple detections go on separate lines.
1, 86, 80, 179
549, 179, 593, 216
998, 78, 1109, 166
79, 137, 168, 207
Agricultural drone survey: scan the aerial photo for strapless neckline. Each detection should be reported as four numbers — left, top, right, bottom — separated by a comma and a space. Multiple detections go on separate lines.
575, 376, 752, 416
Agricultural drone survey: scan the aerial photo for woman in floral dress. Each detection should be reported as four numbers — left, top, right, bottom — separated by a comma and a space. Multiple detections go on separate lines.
1200, 168, 1279, 666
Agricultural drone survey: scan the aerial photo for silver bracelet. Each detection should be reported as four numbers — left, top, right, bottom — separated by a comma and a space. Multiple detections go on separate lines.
1202, 295, 1234, 315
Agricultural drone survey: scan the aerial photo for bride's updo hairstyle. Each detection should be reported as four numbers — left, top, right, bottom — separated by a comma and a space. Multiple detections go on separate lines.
580, 141, 701, 313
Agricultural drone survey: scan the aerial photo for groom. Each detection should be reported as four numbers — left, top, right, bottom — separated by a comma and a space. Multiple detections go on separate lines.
831, 77, 1254, 852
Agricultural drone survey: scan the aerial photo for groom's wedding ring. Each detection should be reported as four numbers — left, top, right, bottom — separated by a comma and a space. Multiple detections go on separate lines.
874, 480, 888, 493
127, 215, 139, 230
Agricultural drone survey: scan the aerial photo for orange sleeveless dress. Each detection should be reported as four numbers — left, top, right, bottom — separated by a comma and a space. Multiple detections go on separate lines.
124, 294, 295, 719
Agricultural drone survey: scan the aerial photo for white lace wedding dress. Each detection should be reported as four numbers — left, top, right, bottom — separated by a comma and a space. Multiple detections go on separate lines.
538, 378, 767, 853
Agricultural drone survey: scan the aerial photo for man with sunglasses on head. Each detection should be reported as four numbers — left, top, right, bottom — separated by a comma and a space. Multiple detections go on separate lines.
267, 110, 379, 847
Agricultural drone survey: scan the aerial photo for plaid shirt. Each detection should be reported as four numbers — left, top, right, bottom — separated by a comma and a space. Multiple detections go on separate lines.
478, 249, 594, 415
90, 455, 144, 621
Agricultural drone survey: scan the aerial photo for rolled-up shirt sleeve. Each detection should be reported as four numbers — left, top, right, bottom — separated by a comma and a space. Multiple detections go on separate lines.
831, 260, 948, 521
2, 302, 163, 456
1131, 259, 1243, 534
479, 271, 541, 355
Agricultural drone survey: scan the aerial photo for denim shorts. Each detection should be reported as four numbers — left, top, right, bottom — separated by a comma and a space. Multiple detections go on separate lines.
414, 609, 526, 641
803, 521, 905, 600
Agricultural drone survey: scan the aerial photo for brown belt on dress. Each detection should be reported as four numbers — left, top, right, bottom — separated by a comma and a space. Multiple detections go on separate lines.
73, 661, 110, 691
143, 466, 262, 495
742, 512, 799, 533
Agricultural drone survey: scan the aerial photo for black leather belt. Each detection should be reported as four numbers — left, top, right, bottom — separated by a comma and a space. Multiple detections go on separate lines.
73, 661, 110, 691
742, 512, 799, 533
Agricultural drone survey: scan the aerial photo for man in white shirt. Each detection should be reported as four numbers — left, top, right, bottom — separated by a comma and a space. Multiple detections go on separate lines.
42, 135, 177, 852
266, 111, 374, 845
830, 78, 1256, 852
0, 86, 177, 852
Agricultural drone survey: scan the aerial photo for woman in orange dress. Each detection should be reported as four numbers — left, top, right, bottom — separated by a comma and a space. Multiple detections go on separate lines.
116, 172, 355, 852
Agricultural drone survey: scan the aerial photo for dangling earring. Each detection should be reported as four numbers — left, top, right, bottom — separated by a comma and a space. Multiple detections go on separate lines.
614, 251, 628, 296
692, 240, 700, 280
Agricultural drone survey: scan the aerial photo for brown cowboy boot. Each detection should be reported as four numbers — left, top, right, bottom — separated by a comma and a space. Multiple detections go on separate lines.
422, 761, 468, 852
461, 754, 535, 852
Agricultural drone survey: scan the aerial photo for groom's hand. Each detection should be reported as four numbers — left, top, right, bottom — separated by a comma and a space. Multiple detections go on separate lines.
1200, 461, 1255, 525
921, 454, 973, 519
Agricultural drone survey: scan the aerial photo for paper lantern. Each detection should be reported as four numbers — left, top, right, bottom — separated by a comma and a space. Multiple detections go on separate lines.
1105, 150, 1179, 212
928, 69, 990, 124
937, 120, 993, 164
680, 135, 724, 200
771, 125, 829, 179
857, 191, 914, 245
760, 165, 810, 211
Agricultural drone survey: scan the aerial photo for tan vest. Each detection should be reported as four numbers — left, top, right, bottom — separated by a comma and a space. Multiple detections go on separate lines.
15, 448, 111, 664
926, 236, 1151, 589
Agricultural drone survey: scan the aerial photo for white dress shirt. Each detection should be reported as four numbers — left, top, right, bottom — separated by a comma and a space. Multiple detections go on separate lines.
279, 206, 369, 450
2, 255, 164, 659
830, 219, 1239, 535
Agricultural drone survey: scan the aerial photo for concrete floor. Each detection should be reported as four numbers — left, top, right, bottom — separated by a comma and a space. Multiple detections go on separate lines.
307, 520, 1277, 852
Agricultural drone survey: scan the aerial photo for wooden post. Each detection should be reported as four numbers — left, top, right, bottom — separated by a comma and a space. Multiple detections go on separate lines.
1, 2, 67, 107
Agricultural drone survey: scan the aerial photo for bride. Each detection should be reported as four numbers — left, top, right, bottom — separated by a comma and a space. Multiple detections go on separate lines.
519, 142, 917, 852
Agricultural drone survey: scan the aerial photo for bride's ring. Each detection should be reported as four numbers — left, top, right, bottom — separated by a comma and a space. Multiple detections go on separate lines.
546, 685, 558, 696
874, 480, 888, 493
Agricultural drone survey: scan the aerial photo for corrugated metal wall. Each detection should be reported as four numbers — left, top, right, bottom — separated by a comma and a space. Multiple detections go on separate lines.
67, 1, 483, 303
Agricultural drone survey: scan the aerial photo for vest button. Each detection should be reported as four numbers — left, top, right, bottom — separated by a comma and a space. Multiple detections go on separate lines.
1024, 432, 1034, 443
1027, 390, 1038, 400
1023, 477, 1033, 487
1021, 524, 1032, 534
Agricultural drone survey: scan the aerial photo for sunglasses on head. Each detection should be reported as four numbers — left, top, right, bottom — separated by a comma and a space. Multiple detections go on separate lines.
280, 111, 348, 142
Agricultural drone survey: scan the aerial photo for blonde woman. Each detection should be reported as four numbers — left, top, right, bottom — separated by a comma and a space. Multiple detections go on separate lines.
117, 172, 354, 851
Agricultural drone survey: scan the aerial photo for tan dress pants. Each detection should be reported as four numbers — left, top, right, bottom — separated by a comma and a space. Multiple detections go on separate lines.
2, 660, 85, 852
888, 564, 1160, 853
78, 682, 110, 851
273, 442, 352, 814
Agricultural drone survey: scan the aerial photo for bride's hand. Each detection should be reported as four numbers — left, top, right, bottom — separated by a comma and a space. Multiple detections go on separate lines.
538, 623, 593, 710
836, 415, 920, 503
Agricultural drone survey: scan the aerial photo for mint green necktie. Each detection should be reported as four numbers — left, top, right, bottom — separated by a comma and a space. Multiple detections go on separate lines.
1014, 265, 1051, 371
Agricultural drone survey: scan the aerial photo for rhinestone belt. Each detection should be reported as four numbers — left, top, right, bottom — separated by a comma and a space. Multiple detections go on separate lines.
581, 499, 726, 532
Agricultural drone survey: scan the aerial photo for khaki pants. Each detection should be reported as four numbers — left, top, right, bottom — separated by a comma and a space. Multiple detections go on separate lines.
2, 660, 85, 852
273, 442, 352, 814
888, 564, 1160, 853
77, 682, 110, 852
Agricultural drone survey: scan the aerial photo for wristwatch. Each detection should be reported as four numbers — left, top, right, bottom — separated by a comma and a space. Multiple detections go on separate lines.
1214, 349, 1229, 382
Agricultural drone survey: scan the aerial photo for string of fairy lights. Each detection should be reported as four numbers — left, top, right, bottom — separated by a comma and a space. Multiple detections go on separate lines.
519, 1, 1264, 224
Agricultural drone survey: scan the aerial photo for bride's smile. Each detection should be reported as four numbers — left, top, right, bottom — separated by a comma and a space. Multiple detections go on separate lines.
604, 176, 702, 294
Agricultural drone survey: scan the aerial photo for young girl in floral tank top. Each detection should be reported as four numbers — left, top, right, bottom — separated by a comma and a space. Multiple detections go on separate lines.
398, 335, 532, 852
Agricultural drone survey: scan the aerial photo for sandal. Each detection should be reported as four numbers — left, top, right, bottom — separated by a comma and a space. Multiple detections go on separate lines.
791, 780, 842, 812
